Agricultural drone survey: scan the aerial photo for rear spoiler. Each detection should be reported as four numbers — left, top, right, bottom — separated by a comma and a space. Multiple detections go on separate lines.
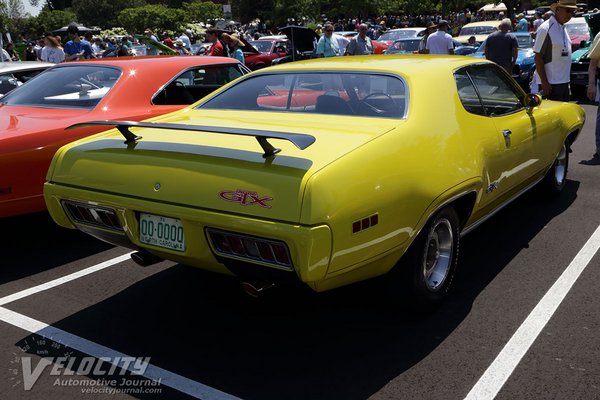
67, 120, 316, 158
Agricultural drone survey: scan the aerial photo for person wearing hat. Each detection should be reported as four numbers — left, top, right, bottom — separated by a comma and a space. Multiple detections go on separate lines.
418, 21, 437, 54
173, 39, 191, 56
425, 20, 454, 55
223, 33, 245, 63
516, 13, 529, 32
64, 24, 93, 61
531, 0, 577, 101
41, 34, 65, 63
144, 29, 159, 55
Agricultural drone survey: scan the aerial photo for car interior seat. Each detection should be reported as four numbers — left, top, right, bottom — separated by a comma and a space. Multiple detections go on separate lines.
315, 94, 352, 115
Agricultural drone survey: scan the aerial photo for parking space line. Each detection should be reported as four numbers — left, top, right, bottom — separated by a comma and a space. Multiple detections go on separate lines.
465, 224, 600, 400
0, 252, 133, 306
0, 307, 241, 400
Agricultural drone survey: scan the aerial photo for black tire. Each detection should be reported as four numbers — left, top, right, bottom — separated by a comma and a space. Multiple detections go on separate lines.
387, 206, 460, 310
543, 142, 569, 193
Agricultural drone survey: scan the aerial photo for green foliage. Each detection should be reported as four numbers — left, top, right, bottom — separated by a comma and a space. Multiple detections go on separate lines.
118, 4, 185, 33
182, 0, 222, 24
71, 0, 146, 28
22, 8, 77, 37
100, 27, 130, 37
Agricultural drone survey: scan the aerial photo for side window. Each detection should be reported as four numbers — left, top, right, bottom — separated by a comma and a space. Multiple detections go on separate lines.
467, 65, 524, 116
153, 65, 245, 105
454, 69, 486, 116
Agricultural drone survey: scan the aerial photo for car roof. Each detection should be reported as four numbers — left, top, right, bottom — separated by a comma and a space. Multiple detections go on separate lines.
461, 21, 501, 28
566, 17, 586, 24
385, 27, 426, 32
0, 61, 55, 73
65, 56, 239, 69
257, 54, 490, 75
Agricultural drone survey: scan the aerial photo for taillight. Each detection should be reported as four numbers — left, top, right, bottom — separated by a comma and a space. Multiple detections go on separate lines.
206, 228, 293, 270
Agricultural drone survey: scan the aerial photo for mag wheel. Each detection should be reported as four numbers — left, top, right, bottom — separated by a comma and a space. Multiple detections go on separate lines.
543, 142, 569, 193
388, 207, 460, 310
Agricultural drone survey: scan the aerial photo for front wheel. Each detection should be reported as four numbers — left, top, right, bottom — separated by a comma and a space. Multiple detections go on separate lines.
543, 142, 569, 193
387, 207, 460, 310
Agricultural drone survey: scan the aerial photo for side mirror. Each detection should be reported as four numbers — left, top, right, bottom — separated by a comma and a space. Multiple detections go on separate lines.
527, 93, 542, 108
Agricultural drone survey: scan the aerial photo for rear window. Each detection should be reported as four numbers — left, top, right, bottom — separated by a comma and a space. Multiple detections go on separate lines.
197, 72, 407, 118
0, 65, 121, 109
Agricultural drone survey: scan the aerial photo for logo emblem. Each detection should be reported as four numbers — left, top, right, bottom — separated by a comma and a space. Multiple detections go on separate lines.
154, 183, 161, 191
219, 189, 273, 208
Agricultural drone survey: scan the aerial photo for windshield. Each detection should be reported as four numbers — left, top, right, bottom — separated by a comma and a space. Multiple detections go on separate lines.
0, 65, 121, 109
566, 23, 589, 35
386, 39, 421, 54
197, 72, 407, 118
379, 30, 419, 41
460, 26, 497, 36
516, 35, 533, 48
249, 41, 273, 53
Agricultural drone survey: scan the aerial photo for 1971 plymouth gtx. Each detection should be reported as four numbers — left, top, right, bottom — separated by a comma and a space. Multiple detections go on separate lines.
44, 56, 585, 307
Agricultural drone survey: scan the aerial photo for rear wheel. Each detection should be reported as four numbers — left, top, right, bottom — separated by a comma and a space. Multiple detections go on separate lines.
387, 207, 460, 310
543, 142, 569, 193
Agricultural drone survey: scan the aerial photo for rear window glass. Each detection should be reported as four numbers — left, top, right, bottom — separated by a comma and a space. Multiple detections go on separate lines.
459, 26, 497, 36
197, 72, 407, 118
0, 65, 121, 109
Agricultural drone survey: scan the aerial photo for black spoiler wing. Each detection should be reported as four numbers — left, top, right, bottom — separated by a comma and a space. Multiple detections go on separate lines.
67, 120, 316, 158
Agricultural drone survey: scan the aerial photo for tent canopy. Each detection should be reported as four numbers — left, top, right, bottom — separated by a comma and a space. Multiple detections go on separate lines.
52, 23, 100, 35
478, 2, 507, 12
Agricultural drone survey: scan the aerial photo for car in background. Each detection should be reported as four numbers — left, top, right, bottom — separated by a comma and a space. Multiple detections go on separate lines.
0, 61, 54, 97
384, 38, 422, 54
44, 56, 583, 308
334, 31, 359, 38
455, 21, 500, 44
245, 38, 290, 70
569, 11, 600, 98
469, 32, 535, 90
377, 27, 426, 47
0, 56, 249, 218
566, 16, 590, 51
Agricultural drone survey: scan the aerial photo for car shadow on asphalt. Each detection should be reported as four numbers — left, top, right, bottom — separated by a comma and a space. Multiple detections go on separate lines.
13, 180, 580, 400
0, 212, 113, 284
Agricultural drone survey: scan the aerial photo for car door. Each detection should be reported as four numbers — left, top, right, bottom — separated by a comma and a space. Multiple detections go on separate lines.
466, 64, 542, 199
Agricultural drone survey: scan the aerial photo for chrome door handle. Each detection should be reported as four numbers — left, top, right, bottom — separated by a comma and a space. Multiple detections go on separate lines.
502, 129, 512, 138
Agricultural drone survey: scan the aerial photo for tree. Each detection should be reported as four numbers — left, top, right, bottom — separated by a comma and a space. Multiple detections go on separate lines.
29, 0, 73, 11
118, 4, 185, 34
182, 0, 222, 24
71, 0, 146, 29
22, 8, 77, 36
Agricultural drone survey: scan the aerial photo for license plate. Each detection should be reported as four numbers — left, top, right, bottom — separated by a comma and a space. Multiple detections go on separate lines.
139, 213, 185, 251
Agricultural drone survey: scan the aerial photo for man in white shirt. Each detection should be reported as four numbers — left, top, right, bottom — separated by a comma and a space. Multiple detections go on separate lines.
425, 20, 454, 55
532, 0, 576, 101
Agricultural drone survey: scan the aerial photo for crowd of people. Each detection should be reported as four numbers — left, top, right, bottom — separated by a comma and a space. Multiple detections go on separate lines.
1, 0, 598, 159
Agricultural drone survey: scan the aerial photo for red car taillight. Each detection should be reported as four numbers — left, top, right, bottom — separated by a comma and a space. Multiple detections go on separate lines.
206, 228, 293, 270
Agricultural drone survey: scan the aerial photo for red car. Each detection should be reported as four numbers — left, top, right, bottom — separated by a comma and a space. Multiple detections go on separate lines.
245, 39, 290, 70
0, 56, 249, 218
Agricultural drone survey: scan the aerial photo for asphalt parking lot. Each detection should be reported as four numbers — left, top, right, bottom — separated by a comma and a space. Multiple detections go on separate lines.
1, 103, 599, 400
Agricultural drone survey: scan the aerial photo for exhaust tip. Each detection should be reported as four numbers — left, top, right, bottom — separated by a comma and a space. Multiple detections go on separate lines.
241, 281, 275, 298
131, 251, 163, 267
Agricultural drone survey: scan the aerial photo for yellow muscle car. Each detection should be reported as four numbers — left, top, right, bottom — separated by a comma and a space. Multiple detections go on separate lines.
44, 55, 585, 308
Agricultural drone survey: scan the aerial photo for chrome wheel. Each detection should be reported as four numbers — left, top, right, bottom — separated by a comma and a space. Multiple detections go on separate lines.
422, 218, 454, 291
554, 143, 568, 186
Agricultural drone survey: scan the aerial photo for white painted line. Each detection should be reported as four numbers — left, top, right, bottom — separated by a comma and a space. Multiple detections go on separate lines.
0, 307, 242, 400
0, 253, 133, 306
465, 224, 600, 400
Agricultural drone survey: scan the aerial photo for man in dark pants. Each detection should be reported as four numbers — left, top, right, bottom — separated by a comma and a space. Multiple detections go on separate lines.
532, 0, 577, 101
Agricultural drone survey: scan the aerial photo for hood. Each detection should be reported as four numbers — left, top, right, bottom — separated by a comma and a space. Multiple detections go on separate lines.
49, 110, 401, 222
279, 26, 319, 53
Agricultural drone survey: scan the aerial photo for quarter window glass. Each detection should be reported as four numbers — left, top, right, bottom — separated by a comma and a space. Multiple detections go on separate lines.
153, 65, 245, 105
468, 66, 523, 116
454, 70, 486, 116
197, 72, 407, 118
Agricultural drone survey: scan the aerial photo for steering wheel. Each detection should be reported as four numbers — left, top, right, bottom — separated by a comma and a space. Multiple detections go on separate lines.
361, 92, 398, 114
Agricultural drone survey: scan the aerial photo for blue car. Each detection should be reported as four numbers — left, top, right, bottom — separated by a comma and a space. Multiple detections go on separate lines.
469, 32, 535, 90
